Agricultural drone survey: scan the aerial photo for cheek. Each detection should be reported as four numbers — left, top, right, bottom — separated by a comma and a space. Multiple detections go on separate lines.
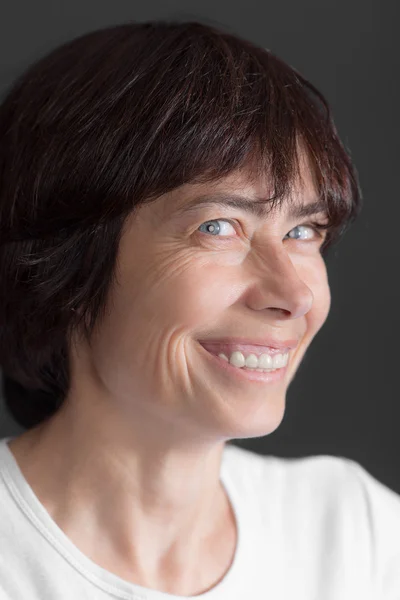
170, 266, 241, 329
125, 245, 243, 330
99, 249, 236, 349
79, 251, 239, 402
303, 259, 331, 336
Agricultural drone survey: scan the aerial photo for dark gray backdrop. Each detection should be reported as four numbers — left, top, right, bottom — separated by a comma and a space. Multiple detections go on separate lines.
1, 1, 399, 492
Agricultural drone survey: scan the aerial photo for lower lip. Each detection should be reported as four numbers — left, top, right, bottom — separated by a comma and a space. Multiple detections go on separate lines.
197, 343, 288, 384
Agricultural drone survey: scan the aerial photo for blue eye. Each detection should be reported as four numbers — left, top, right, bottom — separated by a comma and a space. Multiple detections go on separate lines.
198, 219, 326, 241
198, 219, 236, 236
285, 224, 323, 241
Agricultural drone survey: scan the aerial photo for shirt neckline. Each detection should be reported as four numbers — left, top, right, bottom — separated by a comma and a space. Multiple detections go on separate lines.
0, 436, 249, 600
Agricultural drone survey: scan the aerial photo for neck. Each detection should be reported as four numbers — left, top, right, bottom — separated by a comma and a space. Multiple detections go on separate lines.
7, 395, 236, 594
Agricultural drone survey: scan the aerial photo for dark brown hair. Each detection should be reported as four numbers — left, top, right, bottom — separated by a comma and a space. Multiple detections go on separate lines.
0, 19, 362, 430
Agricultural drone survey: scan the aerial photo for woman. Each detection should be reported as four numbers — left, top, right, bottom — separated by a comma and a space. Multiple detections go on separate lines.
0, 19, 399, 599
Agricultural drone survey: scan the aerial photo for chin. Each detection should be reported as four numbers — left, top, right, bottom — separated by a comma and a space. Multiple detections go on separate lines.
218, 399, 287, 441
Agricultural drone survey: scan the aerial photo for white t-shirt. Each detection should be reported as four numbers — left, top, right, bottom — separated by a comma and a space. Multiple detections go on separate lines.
0, 435, 399, 599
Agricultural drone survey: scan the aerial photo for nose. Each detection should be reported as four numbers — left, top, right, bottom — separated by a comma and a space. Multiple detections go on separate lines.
247, 247, 314, 320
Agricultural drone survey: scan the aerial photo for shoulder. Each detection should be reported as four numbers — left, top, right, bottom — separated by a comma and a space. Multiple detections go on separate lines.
223, 443, 360, 492
225, 444, 400, 596
226, 444, 400, 521
224, 443, 399, 506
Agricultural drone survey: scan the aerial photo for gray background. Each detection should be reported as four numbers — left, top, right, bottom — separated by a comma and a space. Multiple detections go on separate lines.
1, 1, 399, 491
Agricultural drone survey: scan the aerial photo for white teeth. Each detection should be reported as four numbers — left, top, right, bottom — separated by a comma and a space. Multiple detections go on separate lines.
272, 353, 285, 368
245, 353, 259, 368
229, 351, 246, 368
217, 350, 288, 370
258, 354, 273, 369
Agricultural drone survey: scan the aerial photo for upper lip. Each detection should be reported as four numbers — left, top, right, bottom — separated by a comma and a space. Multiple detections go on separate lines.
197, 336, 299, 352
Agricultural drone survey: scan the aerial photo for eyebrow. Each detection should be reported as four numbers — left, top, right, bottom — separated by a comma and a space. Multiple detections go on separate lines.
174, 193, 329, 221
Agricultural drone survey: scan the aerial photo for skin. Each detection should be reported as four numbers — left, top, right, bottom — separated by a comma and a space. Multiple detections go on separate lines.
8, 157, 331, 595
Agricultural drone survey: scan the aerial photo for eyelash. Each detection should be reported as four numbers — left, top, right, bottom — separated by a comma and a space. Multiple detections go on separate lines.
197, 218, 329, 242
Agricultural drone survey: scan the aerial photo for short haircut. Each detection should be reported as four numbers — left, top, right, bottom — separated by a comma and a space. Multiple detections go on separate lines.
0, 20, 362, 429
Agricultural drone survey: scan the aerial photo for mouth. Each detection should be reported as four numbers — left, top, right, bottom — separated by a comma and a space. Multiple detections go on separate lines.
197, 341, 288, 385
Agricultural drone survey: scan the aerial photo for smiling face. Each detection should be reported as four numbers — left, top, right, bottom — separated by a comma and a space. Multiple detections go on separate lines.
69, 160, 331, 444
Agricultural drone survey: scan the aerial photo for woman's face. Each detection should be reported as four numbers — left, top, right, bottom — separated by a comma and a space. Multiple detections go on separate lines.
70, 164, 331, 443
